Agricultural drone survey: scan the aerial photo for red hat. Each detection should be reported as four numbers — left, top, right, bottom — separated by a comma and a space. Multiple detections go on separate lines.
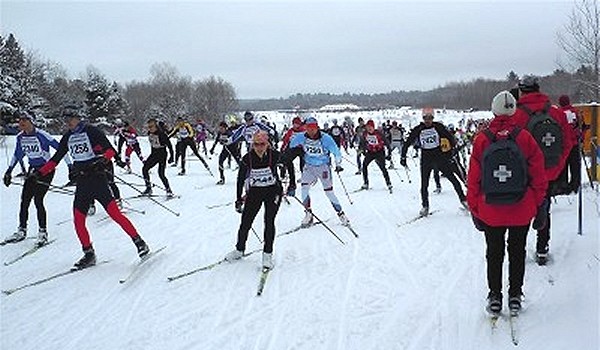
292, 116, 302, 125
558, 95, 570, 107
366, 120, 375, 128
305, 116, 318, 128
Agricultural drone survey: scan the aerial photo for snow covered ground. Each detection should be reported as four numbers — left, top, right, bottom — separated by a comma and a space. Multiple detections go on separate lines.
0, 117, 598, 350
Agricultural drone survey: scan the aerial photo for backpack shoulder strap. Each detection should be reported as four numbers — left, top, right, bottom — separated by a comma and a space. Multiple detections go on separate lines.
509, 127, 521, 140
482, 129, 496, 142
517, 103, 534, 116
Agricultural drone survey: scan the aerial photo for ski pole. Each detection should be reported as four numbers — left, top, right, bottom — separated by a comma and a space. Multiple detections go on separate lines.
403, 166, 412, 183
290, 196, 345, 245
390, 167, 405, 183
336, 171, 353, 205
341, 154, 358, 168
112, 173, 180, 217
251, 227, 263, 243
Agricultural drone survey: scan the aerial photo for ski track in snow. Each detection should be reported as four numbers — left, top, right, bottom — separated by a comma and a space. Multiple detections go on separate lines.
1, 116, 598, 350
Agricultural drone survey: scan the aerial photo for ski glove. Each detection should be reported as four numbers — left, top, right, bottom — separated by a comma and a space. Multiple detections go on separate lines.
400, 157, 407, 167
335, 165, 344, 173
3, 172, 11, 187
235, 199, 244, 213
532, 198, 549, 230
471, 214, 487, 232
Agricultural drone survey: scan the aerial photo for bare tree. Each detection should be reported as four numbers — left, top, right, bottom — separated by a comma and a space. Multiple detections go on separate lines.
557, 0, 600, 101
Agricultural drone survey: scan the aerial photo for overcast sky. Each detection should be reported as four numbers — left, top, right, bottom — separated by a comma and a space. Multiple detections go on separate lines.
1, 1, 573, 99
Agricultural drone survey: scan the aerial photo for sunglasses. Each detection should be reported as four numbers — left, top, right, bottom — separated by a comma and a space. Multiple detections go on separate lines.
254, 142, 267, 146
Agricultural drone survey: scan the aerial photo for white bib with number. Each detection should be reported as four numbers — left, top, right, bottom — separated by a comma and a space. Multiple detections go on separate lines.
304, 138, 324, 155
366, 134, 379, 145
249, 167, 276, 187
21, 136, 43, 158
419, 128, 440, 150
68, 133, 95, 161
149, 134, 161, 148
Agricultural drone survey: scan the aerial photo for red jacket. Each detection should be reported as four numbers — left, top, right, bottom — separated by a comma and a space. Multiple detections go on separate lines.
512, 92, 574, 181
281, 125, 305, 151
467, 116, 548, 227
559, 104, 581, 145
362, 130, 387, 153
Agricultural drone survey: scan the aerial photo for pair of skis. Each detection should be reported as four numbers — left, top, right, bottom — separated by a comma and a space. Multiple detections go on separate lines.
3, 239, 57, 266
489, 310, 519, 346
397, 209, 440, 227
2, 246, 166, 296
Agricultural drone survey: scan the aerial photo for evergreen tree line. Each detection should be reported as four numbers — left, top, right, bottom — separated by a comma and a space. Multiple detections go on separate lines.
0, 34, 237, 134
1, 32, 596, 134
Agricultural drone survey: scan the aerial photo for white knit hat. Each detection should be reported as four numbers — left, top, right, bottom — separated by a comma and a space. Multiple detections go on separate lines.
491, 90, 516, 116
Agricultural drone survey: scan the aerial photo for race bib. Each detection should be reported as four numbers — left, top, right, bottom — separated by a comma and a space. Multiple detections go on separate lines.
20, 136, 43, 158
244, 125, 259, 143
68, 133, 95, 161
366, 134, 379, 145
177, 128, 190, 139
249, 167, 276, 187
331, 127, 342, 136
419, 128, 440, 150
149, 134, 161, 148
304, 139, 324, 155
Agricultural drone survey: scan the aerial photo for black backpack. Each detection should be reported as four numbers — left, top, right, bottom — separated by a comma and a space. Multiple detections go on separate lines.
481, 128, 528, 204
519, 102, 563, 168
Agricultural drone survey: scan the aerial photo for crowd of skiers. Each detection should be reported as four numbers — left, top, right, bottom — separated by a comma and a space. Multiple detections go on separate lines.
1, 75, 588, 316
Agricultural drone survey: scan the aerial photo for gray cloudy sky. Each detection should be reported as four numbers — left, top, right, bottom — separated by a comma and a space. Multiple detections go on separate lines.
1, 1, 573, 99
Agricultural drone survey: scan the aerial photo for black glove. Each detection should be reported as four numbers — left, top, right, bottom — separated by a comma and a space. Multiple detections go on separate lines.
532, 198, 549, 230
335, 165, 344, 173
3, 172, 11, 187
209, 149, 214, 156
114, 157, 126, 169
235, 199, 244, 213
471, 215, 487, 232
400, 157, 407, 167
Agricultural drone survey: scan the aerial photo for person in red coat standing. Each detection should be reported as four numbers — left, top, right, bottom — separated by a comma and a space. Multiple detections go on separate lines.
511, 75, 574, 265
359, 119, 393, 192
557, 94, 582, 194
467, 91, 548, 316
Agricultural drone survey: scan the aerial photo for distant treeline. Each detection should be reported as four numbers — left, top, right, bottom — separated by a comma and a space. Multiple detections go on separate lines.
240, 68, 596, 111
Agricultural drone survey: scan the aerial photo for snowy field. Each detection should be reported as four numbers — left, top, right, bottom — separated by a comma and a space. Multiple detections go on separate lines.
1, 110, 598, 350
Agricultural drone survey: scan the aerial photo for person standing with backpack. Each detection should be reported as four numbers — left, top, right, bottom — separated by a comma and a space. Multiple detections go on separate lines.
467, 91, 548, 316
512, 75, 574, 265
557, 94, 582, 194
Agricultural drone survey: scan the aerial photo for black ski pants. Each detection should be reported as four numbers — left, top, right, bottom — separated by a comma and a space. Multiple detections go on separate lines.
19, 170, 54, 229
143, 148, 170, 190
420, 157, 465, 208
484, 225, 529, 297
236, 186, 282, 254
177, 138, 209, 172
362, 151, 391, 186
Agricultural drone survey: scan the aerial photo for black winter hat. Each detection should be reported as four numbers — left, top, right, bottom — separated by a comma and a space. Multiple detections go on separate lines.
518, 75, 540, 93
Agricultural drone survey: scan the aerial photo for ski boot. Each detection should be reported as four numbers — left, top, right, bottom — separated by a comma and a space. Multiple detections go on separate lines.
387, 184, 393, 194
354, 170, 362, 175
178, 169, 186, 176
216, 178, 225, 185
360, 183, 369, 190
337, 211, 350, 226
508, 295, 522, 316
88, 204, 96, 216
433, 187, 442, 194
36, 228, 48, 247
262, 252, 274, 270
5, 227, 27, 243
225, 249, 243, 262
73, 247, 97, 270
419, 206, 429, 217
301, 210, 314, 228
486, 291, 502, 315
132, 235, 150, 258
166, 188, 174, 198
141, 187, 152, 196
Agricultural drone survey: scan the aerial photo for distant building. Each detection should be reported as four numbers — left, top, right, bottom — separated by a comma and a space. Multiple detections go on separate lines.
319, 104, 360, 112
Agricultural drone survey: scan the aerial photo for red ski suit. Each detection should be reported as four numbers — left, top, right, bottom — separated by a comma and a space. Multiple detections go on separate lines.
467, 115, 548, 227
